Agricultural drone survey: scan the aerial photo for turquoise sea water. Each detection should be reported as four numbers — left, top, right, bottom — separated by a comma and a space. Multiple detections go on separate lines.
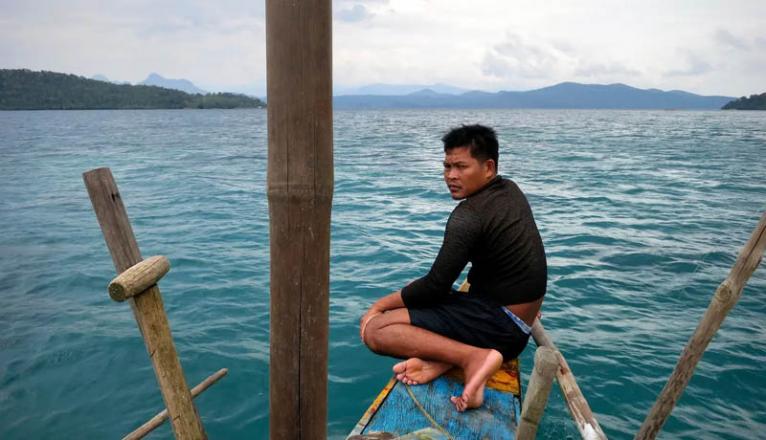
1, 109, 764, 439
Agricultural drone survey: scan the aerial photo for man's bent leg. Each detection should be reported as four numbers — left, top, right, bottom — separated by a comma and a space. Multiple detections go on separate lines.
362, 308, 451, 385
363, 307, 503, 411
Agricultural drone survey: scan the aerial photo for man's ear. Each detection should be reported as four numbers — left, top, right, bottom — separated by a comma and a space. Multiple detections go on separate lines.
484, 159, 497, 176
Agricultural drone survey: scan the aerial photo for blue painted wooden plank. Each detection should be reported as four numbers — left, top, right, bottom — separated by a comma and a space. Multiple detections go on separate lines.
360, 374, 519, 439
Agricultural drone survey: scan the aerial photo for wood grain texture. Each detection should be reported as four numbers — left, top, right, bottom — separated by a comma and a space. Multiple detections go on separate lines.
108, 255, 170, 301
83, 167, 206, 440
531, 320, 607, 440
266, 1, 333, 439
635, 211, 766, 440
517, 346, 558, 440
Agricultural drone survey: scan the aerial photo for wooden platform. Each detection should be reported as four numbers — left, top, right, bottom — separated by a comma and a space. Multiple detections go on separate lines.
347, 360, 521, 439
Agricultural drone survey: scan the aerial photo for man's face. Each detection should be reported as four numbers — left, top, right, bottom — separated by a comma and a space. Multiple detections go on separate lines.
443, 146, 496, 200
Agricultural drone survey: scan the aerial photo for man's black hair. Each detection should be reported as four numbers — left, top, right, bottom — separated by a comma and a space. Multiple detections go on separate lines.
442, 124, 499, 169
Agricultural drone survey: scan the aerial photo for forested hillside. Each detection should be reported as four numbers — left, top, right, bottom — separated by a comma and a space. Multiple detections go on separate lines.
0, 69, 265, 110
722, 93, 766, 110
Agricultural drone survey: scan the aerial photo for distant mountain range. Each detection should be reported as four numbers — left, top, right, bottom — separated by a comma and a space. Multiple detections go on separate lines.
140, 73, 207, 94
3, 69, 747, 110
91, 72, 207, 94
82, 74, 737, 109
335, 83, 469, 96
334, 82, 735, 110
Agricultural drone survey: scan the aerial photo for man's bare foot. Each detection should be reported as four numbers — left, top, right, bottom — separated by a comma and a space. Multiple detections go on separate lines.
392, 358, 452, 385
450, 349, 503, 412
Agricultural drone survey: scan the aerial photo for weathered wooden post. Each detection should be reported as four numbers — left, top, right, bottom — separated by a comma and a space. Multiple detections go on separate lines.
531, 320, 608, 440
83, 167, 206, 439
517, 346, 558, 440
635, 212, 766, 440
266, 0, 333, 439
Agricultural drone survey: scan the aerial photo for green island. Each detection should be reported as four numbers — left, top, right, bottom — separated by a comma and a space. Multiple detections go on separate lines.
722, 93, 766, 110
0, 69, 265, 110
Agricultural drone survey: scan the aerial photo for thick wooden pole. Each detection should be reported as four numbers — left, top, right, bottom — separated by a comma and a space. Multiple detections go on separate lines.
123, 368, 229, 440
266, 1, 333, 439
83, 168, 206, 440
531, 320, 608, 440
517, 346, 558, 440
635, 212, 766, 440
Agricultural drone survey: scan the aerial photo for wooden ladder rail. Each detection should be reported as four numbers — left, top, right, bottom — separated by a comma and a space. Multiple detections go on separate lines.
636, 212, 766, 439
531, 320, 608, 440
84, 167, 207, 439
123, 368, 229, 440
516, 346, 558, 439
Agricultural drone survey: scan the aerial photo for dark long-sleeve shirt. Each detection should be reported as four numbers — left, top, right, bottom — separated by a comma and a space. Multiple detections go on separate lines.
401, 175, 547, 308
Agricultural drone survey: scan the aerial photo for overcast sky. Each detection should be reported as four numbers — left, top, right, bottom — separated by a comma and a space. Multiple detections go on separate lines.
1, 0, 764, 96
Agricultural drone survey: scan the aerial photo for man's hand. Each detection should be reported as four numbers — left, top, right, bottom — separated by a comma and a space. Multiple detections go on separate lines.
359, 306, 383, 343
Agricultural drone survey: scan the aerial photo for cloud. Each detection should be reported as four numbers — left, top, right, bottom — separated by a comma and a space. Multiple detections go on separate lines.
480, 33, 571, 80
664, 52, 713, 77
0, 0, 268, 92
336, 4, 373, 22
1, 0, 763, 96
714, 29, 749, 50
479, 32, 642, 89
574, 62, 640, 78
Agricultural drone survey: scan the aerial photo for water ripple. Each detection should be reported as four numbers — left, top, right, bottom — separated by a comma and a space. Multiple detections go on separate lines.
0, 109, 764, 439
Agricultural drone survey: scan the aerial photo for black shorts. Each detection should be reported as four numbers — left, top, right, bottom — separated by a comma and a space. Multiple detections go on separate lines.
408, 290, 531, 361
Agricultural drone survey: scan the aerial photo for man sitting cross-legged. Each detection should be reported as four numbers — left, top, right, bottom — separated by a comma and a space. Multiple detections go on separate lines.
360, 124, 547, 412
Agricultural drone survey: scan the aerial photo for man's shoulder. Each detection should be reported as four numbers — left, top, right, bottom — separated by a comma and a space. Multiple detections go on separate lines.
462, 176, 531, 220
498, 176, 521, 192
446, 197, 486, 232
465, 176, 520, 205
492, 177, 527, 201
450, 198, 479, 219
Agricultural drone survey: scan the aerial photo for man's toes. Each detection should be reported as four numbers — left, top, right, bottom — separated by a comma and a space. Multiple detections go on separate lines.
393, 361, 407, 374
450, 395, 466, 412
450, 396, 460, 411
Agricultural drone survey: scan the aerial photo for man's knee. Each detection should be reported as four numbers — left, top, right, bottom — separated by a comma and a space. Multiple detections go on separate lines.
363, 329, 382, 354
363, 318, 386, 354
362, 308, 413, 354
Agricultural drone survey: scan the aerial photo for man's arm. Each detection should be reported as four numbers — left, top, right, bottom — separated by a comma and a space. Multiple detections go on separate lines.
400, 205, 481, 308
368, 290, 405, 313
